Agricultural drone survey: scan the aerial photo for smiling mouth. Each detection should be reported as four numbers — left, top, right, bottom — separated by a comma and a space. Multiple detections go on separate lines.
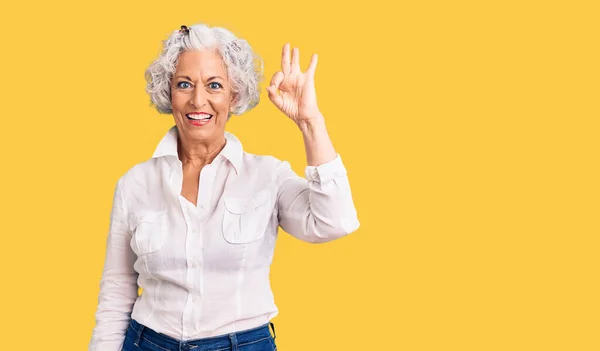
186, 113, 213, 121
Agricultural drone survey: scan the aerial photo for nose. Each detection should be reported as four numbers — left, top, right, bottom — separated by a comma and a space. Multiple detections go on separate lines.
190, 87, 208, 108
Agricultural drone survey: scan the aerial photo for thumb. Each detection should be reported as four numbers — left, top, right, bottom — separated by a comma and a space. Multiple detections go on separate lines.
266, 85, 283, 110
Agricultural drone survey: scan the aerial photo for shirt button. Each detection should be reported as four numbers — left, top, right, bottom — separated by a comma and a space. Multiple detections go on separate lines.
192, 263, 197, 268
191, 229, 196, 234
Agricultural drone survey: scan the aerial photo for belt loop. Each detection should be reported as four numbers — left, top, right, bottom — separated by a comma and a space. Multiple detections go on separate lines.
134, 322, 145, 347
229, 333, 238, 351
269, 322, 276, 340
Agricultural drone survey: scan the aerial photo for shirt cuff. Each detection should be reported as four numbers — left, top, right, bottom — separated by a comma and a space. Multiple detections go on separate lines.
304, 154, 347, 184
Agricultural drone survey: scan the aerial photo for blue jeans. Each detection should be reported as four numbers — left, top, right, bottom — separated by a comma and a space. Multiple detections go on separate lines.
121, 319, 277, 351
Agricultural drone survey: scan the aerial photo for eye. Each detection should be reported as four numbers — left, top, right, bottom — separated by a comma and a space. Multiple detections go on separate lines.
208, 82, 223, 90
176, 81, 191, 89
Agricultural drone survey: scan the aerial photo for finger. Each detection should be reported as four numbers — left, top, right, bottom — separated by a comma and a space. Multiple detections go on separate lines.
266, 85, 283, 109
291, 47, 300, 73
281, 43, 291, 75
269, 71, 284, 89
307, 53, 318, 78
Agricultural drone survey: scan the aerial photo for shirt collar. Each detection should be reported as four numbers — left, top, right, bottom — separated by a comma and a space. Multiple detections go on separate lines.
152, 125, 243, 173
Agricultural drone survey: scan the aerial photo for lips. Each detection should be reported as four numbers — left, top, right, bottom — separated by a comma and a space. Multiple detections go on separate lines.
185, 112, 213, 127
186, 112, 213, 121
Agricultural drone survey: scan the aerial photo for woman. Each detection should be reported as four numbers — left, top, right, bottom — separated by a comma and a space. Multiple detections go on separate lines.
89, 23, 360, 351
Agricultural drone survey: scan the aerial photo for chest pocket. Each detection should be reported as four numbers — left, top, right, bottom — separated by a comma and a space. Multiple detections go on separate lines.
129, 210, 168, 255
223, 189, 274, 244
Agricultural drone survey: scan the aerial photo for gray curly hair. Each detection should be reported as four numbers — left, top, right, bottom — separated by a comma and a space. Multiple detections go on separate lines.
145, 23, 264, 117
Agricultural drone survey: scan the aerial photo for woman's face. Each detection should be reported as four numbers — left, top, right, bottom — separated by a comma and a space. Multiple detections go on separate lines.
170, 49, 234, 142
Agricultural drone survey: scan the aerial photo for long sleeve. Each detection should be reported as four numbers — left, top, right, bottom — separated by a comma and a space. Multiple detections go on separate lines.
89, 178, 139, 351
276, 154, 360, 243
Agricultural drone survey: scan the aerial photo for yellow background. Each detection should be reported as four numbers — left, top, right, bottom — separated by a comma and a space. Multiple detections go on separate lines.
0, 0, 598, 350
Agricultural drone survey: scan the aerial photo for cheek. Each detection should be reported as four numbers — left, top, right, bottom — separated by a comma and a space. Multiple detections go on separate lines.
171, 93, 187, 111
209, 98, 230, 113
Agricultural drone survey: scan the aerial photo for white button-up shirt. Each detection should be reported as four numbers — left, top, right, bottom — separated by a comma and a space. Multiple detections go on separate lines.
89, 125, 360, 350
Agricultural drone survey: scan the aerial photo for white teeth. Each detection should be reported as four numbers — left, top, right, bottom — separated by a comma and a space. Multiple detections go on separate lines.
187, 114, 212, 120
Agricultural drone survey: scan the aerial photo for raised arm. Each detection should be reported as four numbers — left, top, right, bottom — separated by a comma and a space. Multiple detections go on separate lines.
268, 43, 360, 242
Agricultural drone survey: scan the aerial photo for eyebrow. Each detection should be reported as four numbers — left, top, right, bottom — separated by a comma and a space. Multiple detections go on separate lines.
174, 75, 224, 81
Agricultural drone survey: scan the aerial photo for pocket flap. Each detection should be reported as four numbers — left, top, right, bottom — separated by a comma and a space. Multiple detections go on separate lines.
224, 190, 270, 214
128, 210, 167, 255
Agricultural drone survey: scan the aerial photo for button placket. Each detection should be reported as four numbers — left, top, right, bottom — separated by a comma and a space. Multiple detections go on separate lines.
181, 198, 201, 338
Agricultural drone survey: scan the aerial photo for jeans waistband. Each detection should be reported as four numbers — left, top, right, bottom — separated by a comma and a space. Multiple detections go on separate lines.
129, 319, 276, 351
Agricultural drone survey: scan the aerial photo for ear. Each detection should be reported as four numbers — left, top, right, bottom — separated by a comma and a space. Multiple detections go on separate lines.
229, 92, 238, 114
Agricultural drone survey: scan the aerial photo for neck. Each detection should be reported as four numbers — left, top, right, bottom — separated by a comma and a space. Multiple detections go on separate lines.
177, 134, 226, 168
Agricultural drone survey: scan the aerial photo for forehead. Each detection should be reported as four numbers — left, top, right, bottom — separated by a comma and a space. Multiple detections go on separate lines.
174, 49, 228, 78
